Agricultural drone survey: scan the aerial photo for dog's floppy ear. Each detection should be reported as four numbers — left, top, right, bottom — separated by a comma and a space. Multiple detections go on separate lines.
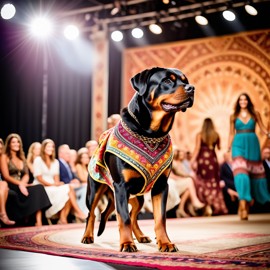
131, 67, 163, 96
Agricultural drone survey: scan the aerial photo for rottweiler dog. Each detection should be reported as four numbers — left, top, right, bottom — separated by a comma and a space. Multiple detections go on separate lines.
81, 67, 195, 252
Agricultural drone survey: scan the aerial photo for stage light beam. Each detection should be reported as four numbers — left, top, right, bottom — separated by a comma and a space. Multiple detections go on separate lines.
30, 17, 53, 39
64, 25, 79, 40
195, 15, 208, 26
131, 27, 144, 39
111, 30, 123, 42
149, 23, 162, 34
1, 3, 16, 20
222, 10, 236, 21
245, 4, 258, 16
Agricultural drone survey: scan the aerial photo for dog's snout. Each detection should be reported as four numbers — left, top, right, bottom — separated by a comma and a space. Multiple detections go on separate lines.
184, 84, 195, 93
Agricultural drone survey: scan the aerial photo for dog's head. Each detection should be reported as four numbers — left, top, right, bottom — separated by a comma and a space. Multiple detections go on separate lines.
131, 67, 195, 113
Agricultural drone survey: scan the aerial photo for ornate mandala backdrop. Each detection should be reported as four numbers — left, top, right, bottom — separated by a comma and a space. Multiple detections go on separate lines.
122, 30, 270, 160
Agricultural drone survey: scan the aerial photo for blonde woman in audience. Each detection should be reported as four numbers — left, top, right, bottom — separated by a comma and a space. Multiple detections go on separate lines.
1, 134, 51, 226
26, 142, 41, 183
33, 139, 86, 224
74, 151, 90, 215
170, 147, 205, 218
0, 138, 15, 226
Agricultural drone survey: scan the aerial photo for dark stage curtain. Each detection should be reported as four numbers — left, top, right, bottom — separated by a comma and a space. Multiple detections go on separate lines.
45, 42, 92, 151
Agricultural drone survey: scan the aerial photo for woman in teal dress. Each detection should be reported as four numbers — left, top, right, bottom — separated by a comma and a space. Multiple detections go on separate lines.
228, 93, 270, 220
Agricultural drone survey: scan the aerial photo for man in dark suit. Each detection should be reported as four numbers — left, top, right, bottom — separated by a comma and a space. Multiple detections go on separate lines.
58, 144, 88, 216
220, 152, 239, 214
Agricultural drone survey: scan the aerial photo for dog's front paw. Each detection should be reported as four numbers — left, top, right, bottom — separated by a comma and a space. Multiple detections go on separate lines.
137, 236, 152, 243
120, 242, 138, 252
158, 241, 178, 252
81, 236, 94, 244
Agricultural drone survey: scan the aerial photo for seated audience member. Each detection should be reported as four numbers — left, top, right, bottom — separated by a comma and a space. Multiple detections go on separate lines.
58, 144, 88, 218
170, 148, 205, 218
262, 147, 270, 192
69, 149, 78, 175
26, 142, 41, 183
220, 152, 238, 214
85, 140, 98, 159
33, 139, 86, 224
0, 139, 15, 226
0, 138, 15, 226
142, 178, 180, 218
107, 113, 121, 129
0, 181, 15, 226
1, 134, 51, 226
58, 145, 80, 187
75, 151, 90, 215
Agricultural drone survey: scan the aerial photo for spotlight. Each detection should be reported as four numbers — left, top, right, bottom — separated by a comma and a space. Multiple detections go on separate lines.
64, 25, 79, 40
131, 27, 144, 39
30, 17, 53, 39
111, 30, 123, 42
1, 3, 16, 20
222, 10, 236, 21
245, 4, 258, 16
149, 23, 162, 34
111, 0, 121, 16
195, 15, 208, 26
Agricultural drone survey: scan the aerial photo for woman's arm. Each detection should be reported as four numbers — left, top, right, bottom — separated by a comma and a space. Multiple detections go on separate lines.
227, 114, 235, 152
255, 111, 270, 137
190, 133, 201, 164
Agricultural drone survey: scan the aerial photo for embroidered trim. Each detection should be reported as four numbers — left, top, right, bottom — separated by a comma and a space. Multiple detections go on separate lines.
89, 121, 173, 195
121, 120, 168, 144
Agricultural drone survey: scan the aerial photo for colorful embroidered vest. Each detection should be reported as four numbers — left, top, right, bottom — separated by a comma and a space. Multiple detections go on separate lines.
89, 120, 173, 195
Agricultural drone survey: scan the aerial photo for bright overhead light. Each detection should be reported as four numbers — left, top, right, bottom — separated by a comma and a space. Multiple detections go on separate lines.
131, 27, 144, 39
30, 17, 53, 38
149, 23, 162, 34
64, 25, 79, 40
111, 30, 123, 42
245, 4, 258, 16
195, 15, 208, 25
222, 10, 236, 21
1, 3, 16, 20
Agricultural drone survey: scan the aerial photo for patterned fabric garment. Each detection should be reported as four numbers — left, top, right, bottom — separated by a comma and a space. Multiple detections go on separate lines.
232, 118, 270, 204
89, 120, 173, 195
195, 140, 228, 215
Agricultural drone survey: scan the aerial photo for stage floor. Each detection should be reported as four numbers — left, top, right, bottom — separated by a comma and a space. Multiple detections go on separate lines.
0, 213, 270, 269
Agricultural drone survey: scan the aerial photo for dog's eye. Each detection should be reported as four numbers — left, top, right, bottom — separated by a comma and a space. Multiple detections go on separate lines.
164, 79, 173, 85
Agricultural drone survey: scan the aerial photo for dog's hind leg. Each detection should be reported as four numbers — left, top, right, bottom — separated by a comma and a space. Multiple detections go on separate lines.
81, 178, 107, 244
97, 188, 115, 236
129, 196, 151, 243
151, 174, 178, 252
113, 181, 138, 252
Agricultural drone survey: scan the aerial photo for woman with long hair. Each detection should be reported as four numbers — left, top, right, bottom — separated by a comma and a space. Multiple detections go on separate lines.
1, 134, 51, 226
228, 93, 270, 220
190, 118, 228, 216
33, 139, 86, 224
26, 142, 41, 183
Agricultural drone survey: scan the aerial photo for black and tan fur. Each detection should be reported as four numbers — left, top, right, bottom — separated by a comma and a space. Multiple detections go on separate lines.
81, 67, 195, 252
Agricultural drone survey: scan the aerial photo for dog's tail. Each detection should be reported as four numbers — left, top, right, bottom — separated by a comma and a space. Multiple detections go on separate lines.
97, 188, 115, 236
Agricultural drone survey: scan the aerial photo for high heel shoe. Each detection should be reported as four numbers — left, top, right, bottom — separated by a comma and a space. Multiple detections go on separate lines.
187, 203, 198, 217
0, 213, 15, 226
176, 209, 190, 218
203, 205, 212, 217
